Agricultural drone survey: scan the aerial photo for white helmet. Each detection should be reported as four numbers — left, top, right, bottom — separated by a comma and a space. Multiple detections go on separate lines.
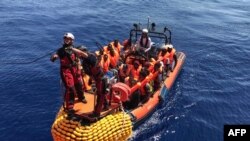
165, 44, 173, 49
63, 32, 75, 40
142, 28, 148, 33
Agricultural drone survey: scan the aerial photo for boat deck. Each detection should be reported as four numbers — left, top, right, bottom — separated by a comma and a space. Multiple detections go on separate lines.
72, 93, 120, 118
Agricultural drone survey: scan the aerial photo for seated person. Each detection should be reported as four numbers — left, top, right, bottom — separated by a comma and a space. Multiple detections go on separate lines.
110, 39, 122, 55
99, 54, 110, 74
157, 45, 170, 65
129, 60, 142, 80
138, 68, 152, 104
122, 39, 132, 53
144, 58, 157, 73
136, 28, 152, 53
118, 64, 130, 83
107, 44, 120, 68
152, 61, 163, 91
123, 77, 140, 109
124, 75, 137, 87
165, 44, 177, 72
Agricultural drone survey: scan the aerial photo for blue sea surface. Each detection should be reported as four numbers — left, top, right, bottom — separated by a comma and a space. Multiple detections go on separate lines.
1, 0, 250, 141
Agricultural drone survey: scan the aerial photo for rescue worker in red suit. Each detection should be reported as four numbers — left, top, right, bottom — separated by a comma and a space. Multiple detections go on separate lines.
50, 33, 87, 113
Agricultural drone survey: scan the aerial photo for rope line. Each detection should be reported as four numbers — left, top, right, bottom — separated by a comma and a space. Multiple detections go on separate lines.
1, 50, 55, 65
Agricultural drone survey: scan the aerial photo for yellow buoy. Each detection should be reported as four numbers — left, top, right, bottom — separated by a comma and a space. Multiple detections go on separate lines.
51, 110, 132, 141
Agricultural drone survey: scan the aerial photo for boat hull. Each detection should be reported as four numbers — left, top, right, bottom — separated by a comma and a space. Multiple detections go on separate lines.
129, 52, 186, 128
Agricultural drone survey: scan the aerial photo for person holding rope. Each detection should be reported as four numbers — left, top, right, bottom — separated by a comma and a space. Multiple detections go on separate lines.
50, 33, 87, 113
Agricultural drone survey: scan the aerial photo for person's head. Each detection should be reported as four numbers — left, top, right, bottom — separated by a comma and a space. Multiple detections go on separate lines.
133, 60, 140, 69
78, 45, 88, 52
103, 54, 108, 62
129, 76, 137, 87
114, 39, 119, 47
108, 44, 115, 56
139, 68, 148, 81
88, 54, 97, 67
142, 29, 148, 38
107, 44, 113, 51
63, 33, 74, 45
161, 48, 168, 56
166, 44, 173, 52
122, 64, 128, 72
123, 39, 131, 50
154, 61, 161, 71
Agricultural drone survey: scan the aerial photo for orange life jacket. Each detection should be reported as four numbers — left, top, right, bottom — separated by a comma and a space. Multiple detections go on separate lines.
158, 51, 170, 65
109, 50, 119, 68
168, 48, 176, 64
111, 41, 122, 54
147, 59, 157, 72
119, 64, 130, 78
99, 55, 110, 73
130, 65, 142, 80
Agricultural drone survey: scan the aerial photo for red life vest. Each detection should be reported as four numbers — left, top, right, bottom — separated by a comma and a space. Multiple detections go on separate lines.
130, 65, 142, 80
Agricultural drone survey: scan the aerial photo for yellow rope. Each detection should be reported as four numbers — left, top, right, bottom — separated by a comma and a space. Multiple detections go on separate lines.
51, 108, 132, 141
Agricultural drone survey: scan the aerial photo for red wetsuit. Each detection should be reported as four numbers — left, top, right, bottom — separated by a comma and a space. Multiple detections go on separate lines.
57, 44, 85, 110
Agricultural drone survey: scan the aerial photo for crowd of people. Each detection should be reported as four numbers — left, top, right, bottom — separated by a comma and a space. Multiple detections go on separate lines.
50, 29, 177, 117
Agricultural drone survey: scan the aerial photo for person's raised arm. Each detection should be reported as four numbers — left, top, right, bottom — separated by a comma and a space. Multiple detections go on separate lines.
71, 47, 88, 58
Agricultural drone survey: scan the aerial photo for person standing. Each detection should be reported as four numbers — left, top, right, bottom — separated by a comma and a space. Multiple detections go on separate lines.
50, 33, 87, 113
77, 50, 108, 117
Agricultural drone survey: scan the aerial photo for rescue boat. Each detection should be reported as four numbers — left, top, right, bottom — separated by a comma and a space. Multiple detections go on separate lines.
51, 23, 186, 141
